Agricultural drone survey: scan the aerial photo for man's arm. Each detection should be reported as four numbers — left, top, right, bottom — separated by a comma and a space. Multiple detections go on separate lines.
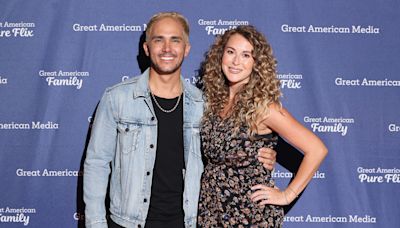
84, 91, 117, 228
258, 147, 276, 170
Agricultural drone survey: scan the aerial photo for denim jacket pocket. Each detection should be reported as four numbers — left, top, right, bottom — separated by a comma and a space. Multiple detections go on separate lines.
117, 122, 140, 154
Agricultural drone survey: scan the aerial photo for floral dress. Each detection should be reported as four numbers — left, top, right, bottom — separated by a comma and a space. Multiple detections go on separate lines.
197, 115, 284, 227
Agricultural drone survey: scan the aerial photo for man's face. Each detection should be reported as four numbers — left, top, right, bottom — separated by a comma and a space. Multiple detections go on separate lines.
144, 17, 191, 76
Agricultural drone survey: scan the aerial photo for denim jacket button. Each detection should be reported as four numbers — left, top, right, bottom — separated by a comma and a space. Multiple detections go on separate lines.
151, 117, 155, 121
146, 171, 150, 176
138, 225, 142, 228
125, 128, 129, 132
144, 198, 147, 203
150, 144, 154, 148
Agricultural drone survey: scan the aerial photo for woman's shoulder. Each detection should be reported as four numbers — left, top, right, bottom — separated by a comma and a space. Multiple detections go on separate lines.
259, 102, 292, 125
263, 102, 286, 117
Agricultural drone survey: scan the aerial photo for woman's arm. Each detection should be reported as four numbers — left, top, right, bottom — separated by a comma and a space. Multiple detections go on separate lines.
251, 103, 328, 206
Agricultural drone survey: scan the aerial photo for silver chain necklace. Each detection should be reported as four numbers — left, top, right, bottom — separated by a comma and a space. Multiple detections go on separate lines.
150, 83, 183, 113
151, 92, 182, 113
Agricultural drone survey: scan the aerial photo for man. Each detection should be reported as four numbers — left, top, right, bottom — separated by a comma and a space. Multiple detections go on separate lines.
83, 12, 276, 228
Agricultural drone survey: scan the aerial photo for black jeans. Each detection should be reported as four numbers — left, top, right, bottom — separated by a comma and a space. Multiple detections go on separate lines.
108, 219, 124, 228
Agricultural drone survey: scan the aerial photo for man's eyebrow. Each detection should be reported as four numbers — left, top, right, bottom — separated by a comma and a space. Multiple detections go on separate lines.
151, 36, 164, 40
150, 35, 183, 40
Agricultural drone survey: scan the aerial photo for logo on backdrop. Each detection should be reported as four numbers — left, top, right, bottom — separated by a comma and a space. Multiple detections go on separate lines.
273, 169, 325, 179
197, 18, 249, 35
72, 23, 144, 32
388, 123, 400, 133
277, 73, 302, 89
16, 168, 82, 177
0, 75, 8, 85
284, 214, 377, 224
39, 70, 89, 89
304, 116, 354, 136
121, 75, 131, 82
0, 21, 35, 38
73, 212, 85, 221
357, 166, 400, 184
0, 207, 36, 226
0, 121, 59, 130
281, 24, 380, 34
335, 76, 400, 87
185, 75, 201, 85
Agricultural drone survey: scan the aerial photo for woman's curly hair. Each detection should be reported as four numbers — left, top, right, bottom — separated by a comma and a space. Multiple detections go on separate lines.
202, 25, 282, 137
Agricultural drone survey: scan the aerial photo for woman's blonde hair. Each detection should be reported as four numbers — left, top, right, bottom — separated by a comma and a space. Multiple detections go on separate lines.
202, 25, 282, 137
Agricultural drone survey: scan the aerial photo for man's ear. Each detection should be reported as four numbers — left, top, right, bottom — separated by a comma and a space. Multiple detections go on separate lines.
184, 43, 191, 57
143, 42, 149, 56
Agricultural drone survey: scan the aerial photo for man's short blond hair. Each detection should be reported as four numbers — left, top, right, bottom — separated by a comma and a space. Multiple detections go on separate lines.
145, 12, 190, 42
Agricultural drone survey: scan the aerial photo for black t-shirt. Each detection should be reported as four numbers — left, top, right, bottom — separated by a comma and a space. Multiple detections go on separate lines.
146, 94, 184, 228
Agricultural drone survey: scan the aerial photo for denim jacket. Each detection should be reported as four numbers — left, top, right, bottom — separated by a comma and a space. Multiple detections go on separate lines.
84, 69, 204, 228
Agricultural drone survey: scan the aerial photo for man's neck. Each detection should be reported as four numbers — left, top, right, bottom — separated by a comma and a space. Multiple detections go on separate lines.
149, 68, 182, 99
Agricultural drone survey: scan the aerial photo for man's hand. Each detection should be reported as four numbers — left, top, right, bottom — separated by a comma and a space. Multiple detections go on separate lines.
257, 147, 276, 170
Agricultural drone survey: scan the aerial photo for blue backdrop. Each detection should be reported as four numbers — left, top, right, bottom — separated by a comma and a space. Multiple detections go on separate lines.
1, 0, 399, 227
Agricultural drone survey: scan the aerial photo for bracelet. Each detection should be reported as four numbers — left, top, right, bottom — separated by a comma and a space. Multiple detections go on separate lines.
283, 191, 289, 205
287, 186, 299, 198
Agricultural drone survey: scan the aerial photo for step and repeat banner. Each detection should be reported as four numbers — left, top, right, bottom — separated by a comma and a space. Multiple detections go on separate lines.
1, 0, 399, 227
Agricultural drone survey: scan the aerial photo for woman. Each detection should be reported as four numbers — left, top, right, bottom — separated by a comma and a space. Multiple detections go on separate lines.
197, 25, 328, 227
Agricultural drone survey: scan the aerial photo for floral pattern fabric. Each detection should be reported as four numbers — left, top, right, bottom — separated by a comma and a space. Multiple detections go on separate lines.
197, 115, 283, 227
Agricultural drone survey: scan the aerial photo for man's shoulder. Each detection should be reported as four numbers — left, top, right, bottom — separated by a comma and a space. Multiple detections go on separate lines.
102, 72, 149, 99
105, 75, 141, 93
183, 80, 203, 102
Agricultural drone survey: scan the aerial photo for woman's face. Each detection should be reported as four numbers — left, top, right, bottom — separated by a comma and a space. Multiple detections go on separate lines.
221, 33, 255, 88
